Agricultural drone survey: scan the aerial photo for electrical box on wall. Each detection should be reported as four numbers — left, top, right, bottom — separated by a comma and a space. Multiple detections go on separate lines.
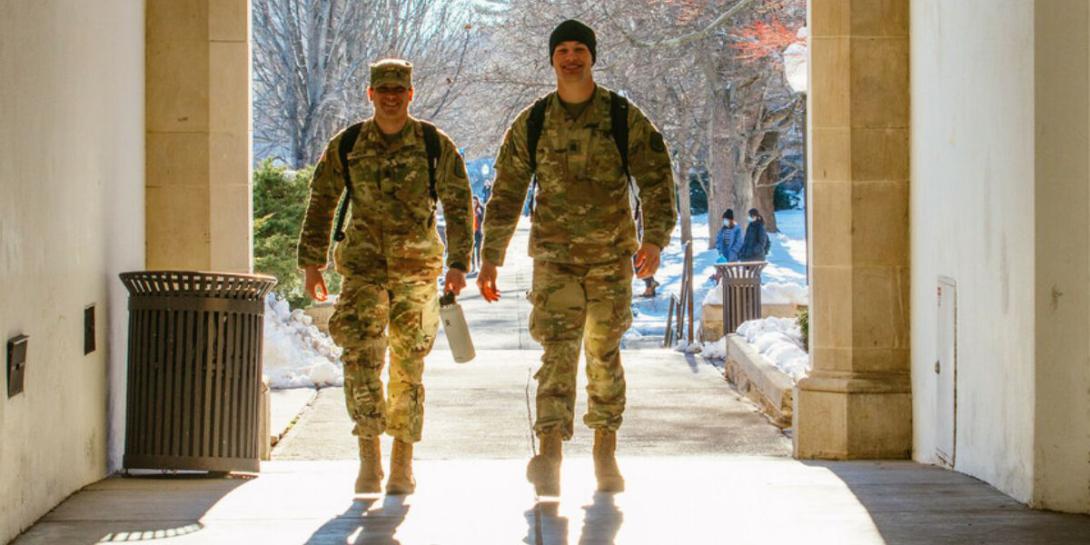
7, 335, 28, 398
84, 304, 96, 355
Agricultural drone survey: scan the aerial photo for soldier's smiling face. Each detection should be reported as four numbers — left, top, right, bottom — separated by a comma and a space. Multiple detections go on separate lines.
368, 84, 414, 119
551, 41, 592, 82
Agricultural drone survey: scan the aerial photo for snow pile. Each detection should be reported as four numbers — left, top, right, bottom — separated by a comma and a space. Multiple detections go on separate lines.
736, 317, 811, 380
701, 281, 808, 306
672, 339, 704, 354
263, 295, 344, 389
762, 282, 809, 305
699, 337, 729, 360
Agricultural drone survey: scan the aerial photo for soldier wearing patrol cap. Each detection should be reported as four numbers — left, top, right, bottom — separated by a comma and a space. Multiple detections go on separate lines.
478, 20, 678, 495
298, 58, 474, 495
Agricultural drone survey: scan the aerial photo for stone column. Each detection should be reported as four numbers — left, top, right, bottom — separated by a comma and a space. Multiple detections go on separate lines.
795, 0, 912, 459
146, 0, 252, 272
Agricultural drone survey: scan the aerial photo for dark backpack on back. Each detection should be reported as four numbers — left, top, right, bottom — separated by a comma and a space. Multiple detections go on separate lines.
331, 121, 442, 242
525, 91, 637, 215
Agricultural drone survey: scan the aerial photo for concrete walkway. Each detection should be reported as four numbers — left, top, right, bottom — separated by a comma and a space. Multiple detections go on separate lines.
272, 349, 791, 460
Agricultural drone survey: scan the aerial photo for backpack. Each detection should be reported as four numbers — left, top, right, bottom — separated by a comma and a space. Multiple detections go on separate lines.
332, 121, 442, 242
526, 91, 637, 216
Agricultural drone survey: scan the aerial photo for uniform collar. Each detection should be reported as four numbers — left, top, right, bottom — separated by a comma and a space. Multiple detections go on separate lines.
359, 117, 421, 152
548, 85, 611, 126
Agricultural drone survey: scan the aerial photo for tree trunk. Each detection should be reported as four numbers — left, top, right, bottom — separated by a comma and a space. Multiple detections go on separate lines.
677, 159, 693, 247
755, 158, 778, 233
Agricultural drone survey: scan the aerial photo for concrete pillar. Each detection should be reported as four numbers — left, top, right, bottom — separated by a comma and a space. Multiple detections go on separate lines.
145, 0, 252, 272
795, 0, 912, 459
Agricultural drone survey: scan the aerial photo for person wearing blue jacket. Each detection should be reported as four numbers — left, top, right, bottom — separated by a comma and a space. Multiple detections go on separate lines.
715, 209, 743, 262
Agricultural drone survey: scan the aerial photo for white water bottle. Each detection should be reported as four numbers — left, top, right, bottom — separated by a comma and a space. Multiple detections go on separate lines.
439, 292, 475, 363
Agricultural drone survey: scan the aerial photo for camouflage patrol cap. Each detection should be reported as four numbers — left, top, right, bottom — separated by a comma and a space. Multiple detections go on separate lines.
370, 59, 413, 89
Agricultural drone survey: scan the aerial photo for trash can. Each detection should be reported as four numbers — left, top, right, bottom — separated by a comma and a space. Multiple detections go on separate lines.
715, 262, 766, 335
120, 271, 277, 473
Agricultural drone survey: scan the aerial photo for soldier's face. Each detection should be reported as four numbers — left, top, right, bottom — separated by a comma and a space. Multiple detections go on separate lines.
551, 41, 592, 82
368, 85, 413, 118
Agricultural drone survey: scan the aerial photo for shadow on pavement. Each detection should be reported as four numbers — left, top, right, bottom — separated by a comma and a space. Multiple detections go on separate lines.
524, 493, 624, 545
57, 473, 249, 545
304, 496, 410, 545
804, 461, 1090, 545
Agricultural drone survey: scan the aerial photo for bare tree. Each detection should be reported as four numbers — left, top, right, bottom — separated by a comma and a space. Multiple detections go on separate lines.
253, 0, 483, 167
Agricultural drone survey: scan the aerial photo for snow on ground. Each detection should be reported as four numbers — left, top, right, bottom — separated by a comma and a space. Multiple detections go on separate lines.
699, 317, 811, 381
736, 317, 810, 380
263, 295, 344, 389
631, 209, 809, 340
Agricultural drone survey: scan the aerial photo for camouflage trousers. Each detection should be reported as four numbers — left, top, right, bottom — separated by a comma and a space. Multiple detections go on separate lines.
528, 258, 633, 439
328, 276, 439, 443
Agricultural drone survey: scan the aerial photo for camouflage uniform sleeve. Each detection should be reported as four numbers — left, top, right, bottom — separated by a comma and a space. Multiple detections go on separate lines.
482, 110, 533, 266
297, 135, 345, 269
436, 133, 474, 271
627, 105, 677, 250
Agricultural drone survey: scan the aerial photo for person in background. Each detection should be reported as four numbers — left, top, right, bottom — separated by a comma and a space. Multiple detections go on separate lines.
715, 209, 743, 263
738, 207, 771, 262
471, 195, 485, 274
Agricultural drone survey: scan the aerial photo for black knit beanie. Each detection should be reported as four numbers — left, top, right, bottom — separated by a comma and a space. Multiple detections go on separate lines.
549, 19, 597, 64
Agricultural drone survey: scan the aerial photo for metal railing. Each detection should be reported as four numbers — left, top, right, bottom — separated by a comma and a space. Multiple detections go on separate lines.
663, 241, 695, 347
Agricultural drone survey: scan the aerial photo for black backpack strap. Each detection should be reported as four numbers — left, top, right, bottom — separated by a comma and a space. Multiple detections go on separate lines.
333, 122, 364, 242
609, 91, 630, 178
526, 96, 550, 215
526, 95, 550, 173
420, 121, 441, 202
608, 91, 639, 221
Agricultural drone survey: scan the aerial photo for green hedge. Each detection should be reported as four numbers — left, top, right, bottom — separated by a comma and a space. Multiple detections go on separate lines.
253, 160, 341, 309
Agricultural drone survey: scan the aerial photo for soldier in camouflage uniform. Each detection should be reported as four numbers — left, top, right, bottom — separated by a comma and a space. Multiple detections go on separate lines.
298, 59, 474, 496
477, 20, 677, 495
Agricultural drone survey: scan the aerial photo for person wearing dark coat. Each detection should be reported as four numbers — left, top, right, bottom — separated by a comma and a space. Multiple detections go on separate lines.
738, 208, 771, 261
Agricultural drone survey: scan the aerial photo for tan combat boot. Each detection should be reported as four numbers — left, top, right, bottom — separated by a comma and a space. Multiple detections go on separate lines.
526, 428, 563, 497
593, 429, 625, 492
355, 436, 383, 494
386, 439, 416, 495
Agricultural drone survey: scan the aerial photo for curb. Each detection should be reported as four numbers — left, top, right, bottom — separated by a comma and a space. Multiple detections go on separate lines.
723, 334, 795, 428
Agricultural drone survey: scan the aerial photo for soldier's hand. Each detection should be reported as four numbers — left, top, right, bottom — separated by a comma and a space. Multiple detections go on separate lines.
304, 265, 329, 302
634, 243, 662, 279
477, 261, 501, 302
444, 267, 467, 296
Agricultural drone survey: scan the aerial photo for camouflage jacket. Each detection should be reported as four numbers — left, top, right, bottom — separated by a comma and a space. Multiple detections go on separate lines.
482, 86, 677, 266
297, 118, 474, 280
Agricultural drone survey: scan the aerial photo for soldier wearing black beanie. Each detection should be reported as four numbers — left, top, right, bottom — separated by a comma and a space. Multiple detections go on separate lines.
549, 19, 597, 64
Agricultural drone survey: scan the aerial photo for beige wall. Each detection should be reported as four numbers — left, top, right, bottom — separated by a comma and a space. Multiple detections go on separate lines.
1033, 0, 1090, 513
146, 0, 252, 273
0, 1, 145, 541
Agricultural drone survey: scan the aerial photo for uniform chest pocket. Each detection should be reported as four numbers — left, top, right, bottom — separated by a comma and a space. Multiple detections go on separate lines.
346, 150, 381, 198
588, 128, 626, 186
386, 153, 435, 222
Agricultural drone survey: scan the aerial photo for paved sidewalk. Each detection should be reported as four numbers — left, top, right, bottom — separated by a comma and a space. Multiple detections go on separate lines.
14, 458, 1090, 544
272, 349, 790, 461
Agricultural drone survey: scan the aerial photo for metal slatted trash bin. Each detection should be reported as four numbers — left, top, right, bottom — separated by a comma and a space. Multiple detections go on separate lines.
715, 262, 766, 335
120, 271, 277, 473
